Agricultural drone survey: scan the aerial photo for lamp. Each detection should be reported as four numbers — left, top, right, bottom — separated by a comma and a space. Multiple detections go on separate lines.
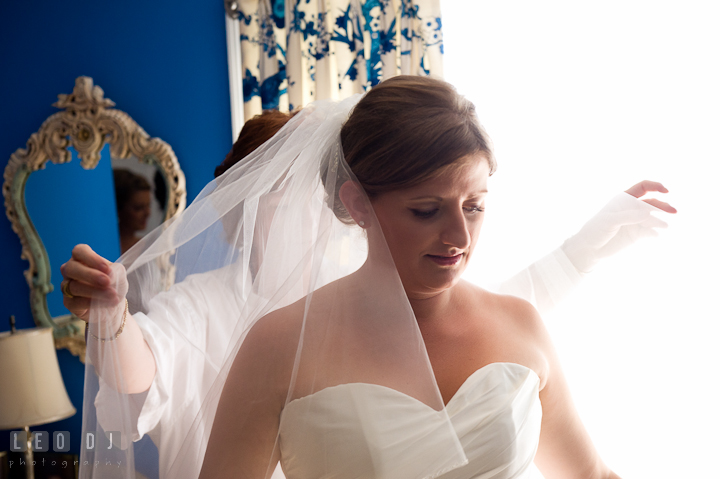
0, 317, 76, 479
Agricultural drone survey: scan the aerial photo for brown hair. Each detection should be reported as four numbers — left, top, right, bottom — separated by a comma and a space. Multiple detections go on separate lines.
326, 75, 495, 223
214, 110, 299, 178
341, 75, 495, 198
113, 169, 151, 210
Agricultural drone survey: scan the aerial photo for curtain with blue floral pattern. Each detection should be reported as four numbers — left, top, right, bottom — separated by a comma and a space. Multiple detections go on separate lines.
235, 0, 443, 118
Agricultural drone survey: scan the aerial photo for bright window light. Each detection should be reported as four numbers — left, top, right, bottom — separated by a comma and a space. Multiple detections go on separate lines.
445, 2, 720, 477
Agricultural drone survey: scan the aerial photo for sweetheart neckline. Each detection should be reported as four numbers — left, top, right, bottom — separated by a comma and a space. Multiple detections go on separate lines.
281, 362, 540, 414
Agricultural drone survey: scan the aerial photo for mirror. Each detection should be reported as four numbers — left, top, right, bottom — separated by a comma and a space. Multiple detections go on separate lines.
2, 76, 186, 361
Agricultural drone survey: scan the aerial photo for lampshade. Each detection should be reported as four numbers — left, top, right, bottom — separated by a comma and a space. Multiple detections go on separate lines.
0, 327, 76, 430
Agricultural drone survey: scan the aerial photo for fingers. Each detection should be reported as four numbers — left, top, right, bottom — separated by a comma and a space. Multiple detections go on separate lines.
624, 180, 669, 198
107, 263, 130, 298
61, 258, 111, 289
70, 244, 112, 275
624, 181, 677, 214
642, 198, 677, 214
61, 279, 119, 303
60, 245, 122, 323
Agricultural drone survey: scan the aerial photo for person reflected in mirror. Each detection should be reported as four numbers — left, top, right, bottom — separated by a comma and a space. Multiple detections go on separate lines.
113, 168, 152, 254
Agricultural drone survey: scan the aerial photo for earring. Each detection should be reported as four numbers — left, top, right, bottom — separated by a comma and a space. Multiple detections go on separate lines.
358, 220, 365, 227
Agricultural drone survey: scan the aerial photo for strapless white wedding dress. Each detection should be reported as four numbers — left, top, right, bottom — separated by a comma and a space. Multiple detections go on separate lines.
278, 362, 544, 479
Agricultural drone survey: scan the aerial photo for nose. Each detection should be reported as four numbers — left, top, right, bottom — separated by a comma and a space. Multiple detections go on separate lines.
439, 207, 472, 250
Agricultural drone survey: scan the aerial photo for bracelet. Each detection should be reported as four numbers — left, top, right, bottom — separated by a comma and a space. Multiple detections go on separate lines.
88, 299, 128, 342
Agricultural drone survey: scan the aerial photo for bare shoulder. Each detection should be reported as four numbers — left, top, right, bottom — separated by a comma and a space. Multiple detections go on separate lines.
223, 296, 307, 409
460, 279, 544, 332
459, 280, 553, 382
240, 278, 342, 361
242, 296, 306, 357
230, 279, 347, 401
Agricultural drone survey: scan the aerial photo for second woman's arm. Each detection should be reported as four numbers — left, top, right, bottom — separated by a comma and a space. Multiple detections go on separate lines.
61, 244, 156, 394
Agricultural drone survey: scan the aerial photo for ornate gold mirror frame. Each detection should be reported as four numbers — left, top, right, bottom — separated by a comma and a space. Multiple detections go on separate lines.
2, 76, 186, 361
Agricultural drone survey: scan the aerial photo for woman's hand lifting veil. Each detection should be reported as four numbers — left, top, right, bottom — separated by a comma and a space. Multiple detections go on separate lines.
61, 244, 128, 324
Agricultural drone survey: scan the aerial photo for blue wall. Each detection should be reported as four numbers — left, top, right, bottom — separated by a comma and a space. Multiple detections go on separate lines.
0, 0, 232, 457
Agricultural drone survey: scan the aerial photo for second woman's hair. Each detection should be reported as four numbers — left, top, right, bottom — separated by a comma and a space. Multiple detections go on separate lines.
215, 110, 299, 178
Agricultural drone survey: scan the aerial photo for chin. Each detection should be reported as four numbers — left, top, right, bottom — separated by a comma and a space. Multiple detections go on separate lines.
412, 269, 464, 295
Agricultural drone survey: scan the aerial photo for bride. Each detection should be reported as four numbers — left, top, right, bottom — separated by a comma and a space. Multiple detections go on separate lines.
68, 75, 673, 478
200, 75, 620, 479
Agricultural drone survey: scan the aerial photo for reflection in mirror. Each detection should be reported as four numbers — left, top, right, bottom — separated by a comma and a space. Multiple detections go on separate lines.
24, 144, 121, 320
112, 155, 168, 249
112, 156, 167, 253
113, 168, 151, 253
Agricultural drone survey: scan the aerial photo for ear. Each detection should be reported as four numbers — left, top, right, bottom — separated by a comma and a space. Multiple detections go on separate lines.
338, 181, 371, 227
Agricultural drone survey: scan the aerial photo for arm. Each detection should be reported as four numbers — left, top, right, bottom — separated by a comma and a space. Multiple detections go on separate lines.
527, 307, 621, 479
61, 244, 156, 394
200, 312, 294, 479
496, 248, 582, 315
69, 242, 246, 452
498, 180, 675, 315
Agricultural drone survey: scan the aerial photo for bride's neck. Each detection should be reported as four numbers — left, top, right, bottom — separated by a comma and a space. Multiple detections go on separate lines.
407, 289, 457, 324
354, 258, 459, 325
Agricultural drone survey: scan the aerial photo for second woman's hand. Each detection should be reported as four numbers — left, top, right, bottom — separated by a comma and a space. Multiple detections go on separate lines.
63, 244, 156, 394
561, 180, 676, 274
60, 244, 128, 322
624, 180, 677, 213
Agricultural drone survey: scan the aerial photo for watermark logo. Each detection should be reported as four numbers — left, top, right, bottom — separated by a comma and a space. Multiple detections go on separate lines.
9, 431, 121, 452
9, 431, 125, 470
8, 456, 78, 471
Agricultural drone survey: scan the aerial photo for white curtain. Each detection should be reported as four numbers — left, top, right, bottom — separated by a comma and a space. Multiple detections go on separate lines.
231, 0, 443, 118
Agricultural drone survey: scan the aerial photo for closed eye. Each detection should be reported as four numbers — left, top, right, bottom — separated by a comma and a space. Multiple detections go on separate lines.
411, 209, 438, 218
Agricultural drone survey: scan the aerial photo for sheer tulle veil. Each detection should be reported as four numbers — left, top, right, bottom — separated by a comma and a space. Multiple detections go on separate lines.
80, 93, 469, 478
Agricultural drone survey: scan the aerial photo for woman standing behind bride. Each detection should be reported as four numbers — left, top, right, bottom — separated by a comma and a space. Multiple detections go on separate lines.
198, 76, 648, 479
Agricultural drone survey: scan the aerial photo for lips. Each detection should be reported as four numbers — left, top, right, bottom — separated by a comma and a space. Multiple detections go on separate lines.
426, 253, 463, 266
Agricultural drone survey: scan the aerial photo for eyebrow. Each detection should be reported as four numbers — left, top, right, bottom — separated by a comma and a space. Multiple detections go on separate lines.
408, 191, 488, 201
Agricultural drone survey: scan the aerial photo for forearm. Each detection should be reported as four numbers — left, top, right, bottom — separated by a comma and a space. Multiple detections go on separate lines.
87, 310, 157, 394
497, 247, 584, 315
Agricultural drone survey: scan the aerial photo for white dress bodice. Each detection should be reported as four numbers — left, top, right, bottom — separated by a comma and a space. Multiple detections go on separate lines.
278, 362, 542, 479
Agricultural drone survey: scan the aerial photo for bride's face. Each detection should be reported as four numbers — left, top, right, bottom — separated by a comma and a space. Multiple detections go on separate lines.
370, 154, 490, 300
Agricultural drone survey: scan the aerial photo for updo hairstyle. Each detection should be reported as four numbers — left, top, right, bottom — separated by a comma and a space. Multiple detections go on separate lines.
215, 109, 299, 178
333, 75, 495, 223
